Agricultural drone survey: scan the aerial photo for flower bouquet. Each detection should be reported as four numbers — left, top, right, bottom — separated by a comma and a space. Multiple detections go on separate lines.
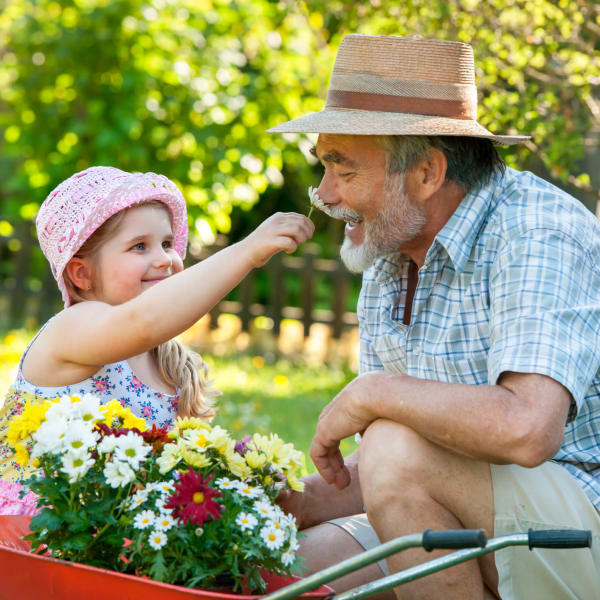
5, 394, 306, 593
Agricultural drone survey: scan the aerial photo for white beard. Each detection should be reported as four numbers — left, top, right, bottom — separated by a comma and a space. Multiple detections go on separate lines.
340, 174, 427, 273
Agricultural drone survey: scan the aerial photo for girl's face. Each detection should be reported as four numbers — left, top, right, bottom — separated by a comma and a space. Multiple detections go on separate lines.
88, 204, 183, 305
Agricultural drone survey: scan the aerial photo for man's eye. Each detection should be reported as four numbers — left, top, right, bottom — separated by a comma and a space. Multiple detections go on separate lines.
339, 172, 354, 178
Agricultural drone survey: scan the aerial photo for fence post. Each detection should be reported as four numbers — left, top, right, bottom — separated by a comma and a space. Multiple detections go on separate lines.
9, 221, 34, 325
268, 253, 283, 336
332, 259, 347, 339
302, 244, 318, 337
239, 272, 254, 333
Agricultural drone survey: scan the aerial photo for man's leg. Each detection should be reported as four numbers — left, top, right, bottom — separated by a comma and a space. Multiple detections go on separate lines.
359, 418, 497, 600
298, 521, 395, 600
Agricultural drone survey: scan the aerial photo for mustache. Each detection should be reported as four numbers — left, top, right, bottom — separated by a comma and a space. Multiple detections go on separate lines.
308, 187, 363, 224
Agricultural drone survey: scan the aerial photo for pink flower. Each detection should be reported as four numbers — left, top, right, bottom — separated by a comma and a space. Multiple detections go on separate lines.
142, 406, 153, 418
93, 380, 108, 392
0, 481, 39, 517
131, 376, 143, 390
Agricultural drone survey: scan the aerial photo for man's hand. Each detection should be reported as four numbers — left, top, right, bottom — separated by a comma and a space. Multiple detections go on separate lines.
310, 371, 393, 489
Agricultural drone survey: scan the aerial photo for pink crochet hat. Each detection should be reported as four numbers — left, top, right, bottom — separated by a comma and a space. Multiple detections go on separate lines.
36, 166, 188, 306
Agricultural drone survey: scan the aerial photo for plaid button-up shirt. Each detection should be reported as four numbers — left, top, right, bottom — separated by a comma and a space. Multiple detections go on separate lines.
358, 167, 600, 509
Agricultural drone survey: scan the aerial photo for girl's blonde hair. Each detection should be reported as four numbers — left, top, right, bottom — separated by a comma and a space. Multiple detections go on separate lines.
63, 201, 217, 419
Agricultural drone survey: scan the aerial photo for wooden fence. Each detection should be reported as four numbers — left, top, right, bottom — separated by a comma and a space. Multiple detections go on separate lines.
0, 226, 361, 338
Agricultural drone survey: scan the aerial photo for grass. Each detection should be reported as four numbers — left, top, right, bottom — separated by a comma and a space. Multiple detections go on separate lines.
0, 330, 358, 474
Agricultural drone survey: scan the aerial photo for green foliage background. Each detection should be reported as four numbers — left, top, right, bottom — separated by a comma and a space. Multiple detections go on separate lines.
0, 0, 598, 324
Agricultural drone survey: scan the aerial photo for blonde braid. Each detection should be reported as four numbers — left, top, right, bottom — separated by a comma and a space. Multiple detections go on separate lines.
153, 340, 218, 419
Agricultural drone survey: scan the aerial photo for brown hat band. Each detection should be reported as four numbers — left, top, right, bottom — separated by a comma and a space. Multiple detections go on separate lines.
326, 90, 476, 120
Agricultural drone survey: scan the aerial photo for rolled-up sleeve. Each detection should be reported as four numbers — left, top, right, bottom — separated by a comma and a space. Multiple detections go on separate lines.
488, 228, 600, 418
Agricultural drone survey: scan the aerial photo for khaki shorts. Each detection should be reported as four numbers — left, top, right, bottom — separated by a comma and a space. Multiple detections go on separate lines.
492, 461, 600, 600
328, 462, 600, 598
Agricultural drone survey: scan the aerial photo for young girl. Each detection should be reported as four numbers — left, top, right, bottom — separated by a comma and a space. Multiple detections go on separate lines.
0, 166, 313, 514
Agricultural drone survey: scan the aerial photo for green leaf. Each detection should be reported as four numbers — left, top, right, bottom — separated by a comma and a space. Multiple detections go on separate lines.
62, 532, 94, 551
30, 509, 63, 532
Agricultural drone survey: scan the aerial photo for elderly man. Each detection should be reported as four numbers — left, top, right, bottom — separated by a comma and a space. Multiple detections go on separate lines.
269, 35, 600, 599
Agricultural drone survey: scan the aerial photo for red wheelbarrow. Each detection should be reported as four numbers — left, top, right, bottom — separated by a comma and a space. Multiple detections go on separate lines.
0, 516, 592, 600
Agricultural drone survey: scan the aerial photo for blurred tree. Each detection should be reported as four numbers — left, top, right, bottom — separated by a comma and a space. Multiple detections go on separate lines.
0, 0, 598, 325
301, 0, 600, 206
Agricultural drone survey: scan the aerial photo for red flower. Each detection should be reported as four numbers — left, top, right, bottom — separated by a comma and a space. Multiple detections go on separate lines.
165, 468, 223, 526
142, 424, 170, 454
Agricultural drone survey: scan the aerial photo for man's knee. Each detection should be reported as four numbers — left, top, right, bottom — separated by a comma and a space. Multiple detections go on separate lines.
359, 419, 436, 489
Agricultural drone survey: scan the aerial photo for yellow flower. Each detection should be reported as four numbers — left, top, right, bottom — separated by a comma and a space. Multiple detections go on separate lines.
99, 399, 148, 431
182, 448, 212, 469
205, 426, 233, 455
7, 398, 53, 446
174, 416, 211, 433
286, 474, 305, 492
227, 452, 252, 479
245, 450, 267, 469
14, 443, 30, 467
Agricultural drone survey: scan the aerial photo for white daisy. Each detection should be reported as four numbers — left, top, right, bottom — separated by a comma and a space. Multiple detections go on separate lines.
155, 481, 175, 494
215, 477, 236, 491
114, 431, 151, 469
235, 482, 263, 499
148, 530, 168, 550
260, 525, 285, 550
104, 459, 135, 488
281, 549, 295, 566
98, 435, 120, 455
129, 489, 149, 509
253, 499, 278, 520
236, 512, 258, 531
133, 510, 156, 530
70, 394, 104, 424
32, 416, 69, 456
61, 451, 95, 483
154, 513, 176, 531
62, 420, 99, 454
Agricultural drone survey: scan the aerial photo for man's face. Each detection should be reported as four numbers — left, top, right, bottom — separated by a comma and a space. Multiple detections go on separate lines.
313, 134, 427, 272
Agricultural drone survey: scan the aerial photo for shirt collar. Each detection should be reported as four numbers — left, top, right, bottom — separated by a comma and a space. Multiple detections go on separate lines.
432, 170, 505, 273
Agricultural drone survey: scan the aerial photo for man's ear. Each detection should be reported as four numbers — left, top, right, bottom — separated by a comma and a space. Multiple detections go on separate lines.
64, 257, 92, 291
406, 147, 448, 202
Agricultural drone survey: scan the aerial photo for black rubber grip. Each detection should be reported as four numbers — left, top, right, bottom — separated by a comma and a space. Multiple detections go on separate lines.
528, 529, 592, 550
422, 529, 487, 552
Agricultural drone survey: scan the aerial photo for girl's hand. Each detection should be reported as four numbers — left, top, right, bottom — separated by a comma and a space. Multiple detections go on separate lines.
243, 212, 314, 267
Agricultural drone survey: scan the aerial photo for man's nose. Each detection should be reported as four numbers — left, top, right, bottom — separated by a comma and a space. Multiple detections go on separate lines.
316, 172, 341, 207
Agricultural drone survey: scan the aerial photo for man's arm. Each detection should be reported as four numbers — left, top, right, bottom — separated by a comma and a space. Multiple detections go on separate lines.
310, 370, 571, 489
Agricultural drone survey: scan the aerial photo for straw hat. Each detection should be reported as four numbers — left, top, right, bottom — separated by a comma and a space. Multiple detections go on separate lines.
268, 34, 529, 145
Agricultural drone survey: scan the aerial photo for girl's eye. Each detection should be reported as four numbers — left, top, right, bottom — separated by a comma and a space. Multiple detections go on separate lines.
132, 242, 145, 251
162, 240, 173, 249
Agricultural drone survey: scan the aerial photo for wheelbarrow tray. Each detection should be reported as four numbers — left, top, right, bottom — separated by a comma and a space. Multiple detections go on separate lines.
0, 516, 333, 600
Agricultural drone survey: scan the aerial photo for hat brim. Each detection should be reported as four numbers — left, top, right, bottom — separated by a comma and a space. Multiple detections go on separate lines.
268, 108, 530, 146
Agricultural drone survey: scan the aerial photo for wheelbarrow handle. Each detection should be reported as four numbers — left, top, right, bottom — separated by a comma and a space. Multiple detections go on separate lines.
528, 528, 592, 550
422, 528, 487, 551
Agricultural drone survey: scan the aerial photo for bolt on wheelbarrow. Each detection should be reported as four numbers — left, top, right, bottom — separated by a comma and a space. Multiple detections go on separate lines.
262, 528, 593, 600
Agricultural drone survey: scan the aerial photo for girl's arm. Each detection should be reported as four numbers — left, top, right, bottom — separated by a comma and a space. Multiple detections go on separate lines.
45, 212, 313, 367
